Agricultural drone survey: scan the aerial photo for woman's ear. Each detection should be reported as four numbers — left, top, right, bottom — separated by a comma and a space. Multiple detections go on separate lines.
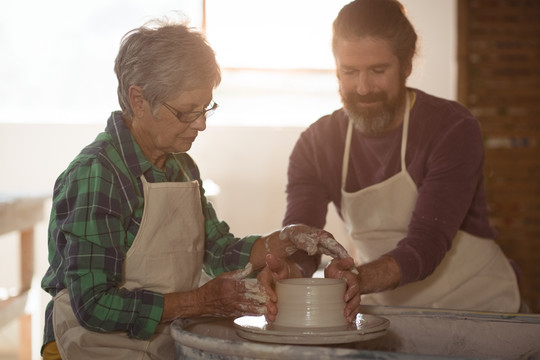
128, 85, 145, 118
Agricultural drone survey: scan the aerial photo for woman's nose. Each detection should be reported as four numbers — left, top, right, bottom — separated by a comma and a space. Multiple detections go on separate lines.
191, 114, 207, 131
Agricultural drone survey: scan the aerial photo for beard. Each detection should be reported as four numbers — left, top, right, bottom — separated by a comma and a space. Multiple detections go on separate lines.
340, 84, 407, 136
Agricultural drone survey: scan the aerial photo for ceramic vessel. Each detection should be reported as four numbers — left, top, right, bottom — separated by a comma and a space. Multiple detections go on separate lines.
274, 278, 347, 328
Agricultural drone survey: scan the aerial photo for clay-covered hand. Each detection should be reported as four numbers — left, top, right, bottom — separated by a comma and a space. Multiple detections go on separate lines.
256, 254, 303, 322
198, 263, 269, 317
279, 224, 350, 259
325, 257, 361, 322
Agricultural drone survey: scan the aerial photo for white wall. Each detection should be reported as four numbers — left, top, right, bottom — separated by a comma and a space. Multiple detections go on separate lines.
0, 1, 456, 358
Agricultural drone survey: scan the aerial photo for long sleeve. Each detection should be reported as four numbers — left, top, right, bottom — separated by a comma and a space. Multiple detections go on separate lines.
283, 89, 497, 287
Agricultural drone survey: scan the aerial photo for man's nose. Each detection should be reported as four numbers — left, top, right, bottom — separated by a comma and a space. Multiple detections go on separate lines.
355, 72, 373, 96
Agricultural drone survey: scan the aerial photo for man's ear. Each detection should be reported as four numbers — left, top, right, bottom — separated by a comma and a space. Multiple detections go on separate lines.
128, 85, 145, 118
403, 59, 413, 79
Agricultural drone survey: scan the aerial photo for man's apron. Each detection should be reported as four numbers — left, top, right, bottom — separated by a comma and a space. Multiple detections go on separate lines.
52, 171, 205, 359
340, 92, 520, 312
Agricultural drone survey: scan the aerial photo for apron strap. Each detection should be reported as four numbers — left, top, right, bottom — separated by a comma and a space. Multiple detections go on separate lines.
341, 90, 413, 190
400, 91, 411, 171
341, 121, 354, 189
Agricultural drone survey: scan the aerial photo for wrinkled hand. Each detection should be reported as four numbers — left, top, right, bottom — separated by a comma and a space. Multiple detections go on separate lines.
279, 224, 350, 259
325, 257, 361, 322
198, 263, 269, 317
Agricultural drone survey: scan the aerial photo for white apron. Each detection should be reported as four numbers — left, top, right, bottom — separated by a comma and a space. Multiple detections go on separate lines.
53, 170, 205, 359
341, 92, 520, 312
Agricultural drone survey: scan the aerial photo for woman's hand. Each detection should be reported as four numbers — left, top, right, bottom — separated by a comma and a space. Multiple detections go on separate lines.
259, 224, 349, 265
161, 264, 269, 322
197, 265, 269, 318
278, 224, 350, 259
325, 257, 361, 322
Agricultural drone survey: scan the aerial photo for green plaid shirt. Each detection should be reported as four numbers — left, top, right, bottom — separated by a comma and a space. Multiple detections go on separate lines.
41, 111, 258, 348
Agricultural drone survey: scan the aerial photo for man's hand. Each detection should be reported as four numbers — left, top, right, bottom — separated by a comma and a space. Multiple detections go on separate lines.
325, 257, 361, 322
325, 255, 402, 322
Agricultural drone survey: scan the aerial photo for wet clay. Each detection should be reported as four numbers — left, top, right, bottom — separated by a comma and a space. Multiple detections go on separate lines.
274, 278, 348, 328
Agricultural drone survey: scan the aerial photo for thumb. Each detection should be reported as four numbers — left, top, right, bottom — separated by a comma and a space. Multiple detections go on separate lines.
334, 256, 355, 270
229, 262, 254, 280
265, 253, 286, 274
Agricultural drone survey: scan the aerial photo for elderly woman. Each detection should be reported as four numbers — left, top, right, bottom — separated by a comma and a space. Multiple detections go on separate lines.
40, 19, 350, 360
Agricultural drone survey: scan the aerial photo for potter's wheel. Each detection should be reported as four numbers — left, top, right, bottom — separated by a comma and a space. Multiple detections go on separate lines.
233, 314, 389, 345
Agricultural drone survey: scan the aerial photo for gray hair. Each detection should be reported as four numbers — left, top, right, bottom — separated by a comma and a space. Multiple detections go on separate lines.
332, 0, 417, 74
114, 17, 221, 119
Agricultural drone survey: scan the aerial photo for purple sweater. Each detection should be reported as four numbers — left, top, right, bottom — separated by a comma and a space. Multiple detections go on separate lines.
283, 88, 497, 286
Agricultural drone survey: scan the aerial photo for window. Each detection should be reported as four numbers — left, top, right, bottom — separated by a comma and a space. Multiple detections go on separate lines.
205, 0, 348, 126
1, 1, 456, 126
0, 0, 347, 126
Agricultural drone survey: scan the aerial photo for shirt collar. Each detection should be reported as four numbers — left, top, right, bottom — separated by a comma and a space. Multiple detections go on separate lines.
107, 111, 153, 178
106, 111, 183, 181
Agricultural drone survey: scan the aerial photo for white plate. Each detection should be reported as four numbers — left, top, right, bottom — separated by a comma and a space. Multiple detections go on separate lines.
233, 314, 389, 345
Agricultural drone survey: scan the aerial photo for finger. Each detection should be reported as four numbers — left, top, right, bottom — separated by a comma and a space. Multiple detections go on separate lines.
265, 300, 278, 320
265, 253, 286, 275
344, 293, 362, 322
238, 279, 271, 316
331, 256, 359, 275
239, 279, 269, 304
317, 235, 350, 259
263, 253, 290, 301
325, 258, 359, 303
257, 266, 277, 302
229, 262, 254, 280
279, 225, 318, 255
343, 273, 359, 302
325, 257, 355, 277
266, 253, 292, 279
234, 301, 267, 316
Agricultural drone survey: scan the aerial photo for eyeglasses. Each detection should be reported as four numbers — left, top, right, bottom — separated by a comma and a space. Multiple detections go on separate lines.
162, 101, 218, 123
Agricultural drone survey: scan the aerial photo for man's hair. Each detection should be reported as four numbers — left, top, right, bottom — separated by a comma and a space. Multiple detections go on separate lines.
114, 16, 221, 119
332, 0, 417, 72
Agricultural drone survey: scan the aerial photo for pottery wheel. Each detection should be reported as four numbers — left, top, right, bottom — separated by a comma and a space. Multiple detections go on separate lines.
233, 314, 389, 345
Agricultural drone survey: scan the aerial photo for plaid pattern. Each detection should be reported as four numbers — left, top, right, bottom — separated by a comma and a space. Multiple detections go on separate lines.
41, 111, 258, 347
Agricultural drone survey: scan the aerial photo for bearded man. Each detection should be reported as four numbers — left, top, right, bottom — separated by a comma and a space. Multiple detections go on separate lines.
283, 0, 523, 314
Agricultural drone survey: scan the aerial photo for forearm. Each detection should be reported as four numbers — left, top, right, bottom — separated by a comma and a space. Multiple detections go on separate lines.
202, 200, 261, 276
68, 282, 163, 339
355, 255, 401, 294
161, 290, 202, 322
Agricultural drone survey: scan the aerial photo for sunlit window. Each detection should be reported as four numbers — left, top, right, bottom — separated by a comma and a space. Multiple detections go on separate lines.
0, 0, 345, 126
206, 0, 346, 70
205, 0, 348, 126
1, 1, 456, 126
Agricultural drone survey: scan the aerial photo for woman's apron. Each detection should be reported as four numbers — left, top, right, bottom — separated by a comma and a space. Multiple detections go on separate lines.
53, 171, 205, 359
340, 92, 520, 312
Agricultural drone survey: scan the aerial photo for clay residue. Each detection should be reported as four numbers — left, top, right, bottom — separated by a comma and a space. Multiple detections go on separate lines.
239, 278, 269, 315
232, 262, 254, 280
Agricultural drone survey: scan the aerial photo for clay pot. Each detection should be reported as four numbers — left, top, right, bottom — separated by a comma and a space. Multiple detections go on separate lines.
274, 278, 347, 328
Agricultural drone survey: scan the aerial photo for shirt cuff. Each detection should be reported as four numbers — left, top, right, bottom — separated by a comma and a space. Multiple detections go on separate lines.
127, 290, 164, 340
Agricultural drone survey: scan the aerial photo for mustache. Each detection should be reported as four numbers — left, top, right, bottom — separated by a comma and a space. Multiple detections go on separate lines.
344, 91, 387, 103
